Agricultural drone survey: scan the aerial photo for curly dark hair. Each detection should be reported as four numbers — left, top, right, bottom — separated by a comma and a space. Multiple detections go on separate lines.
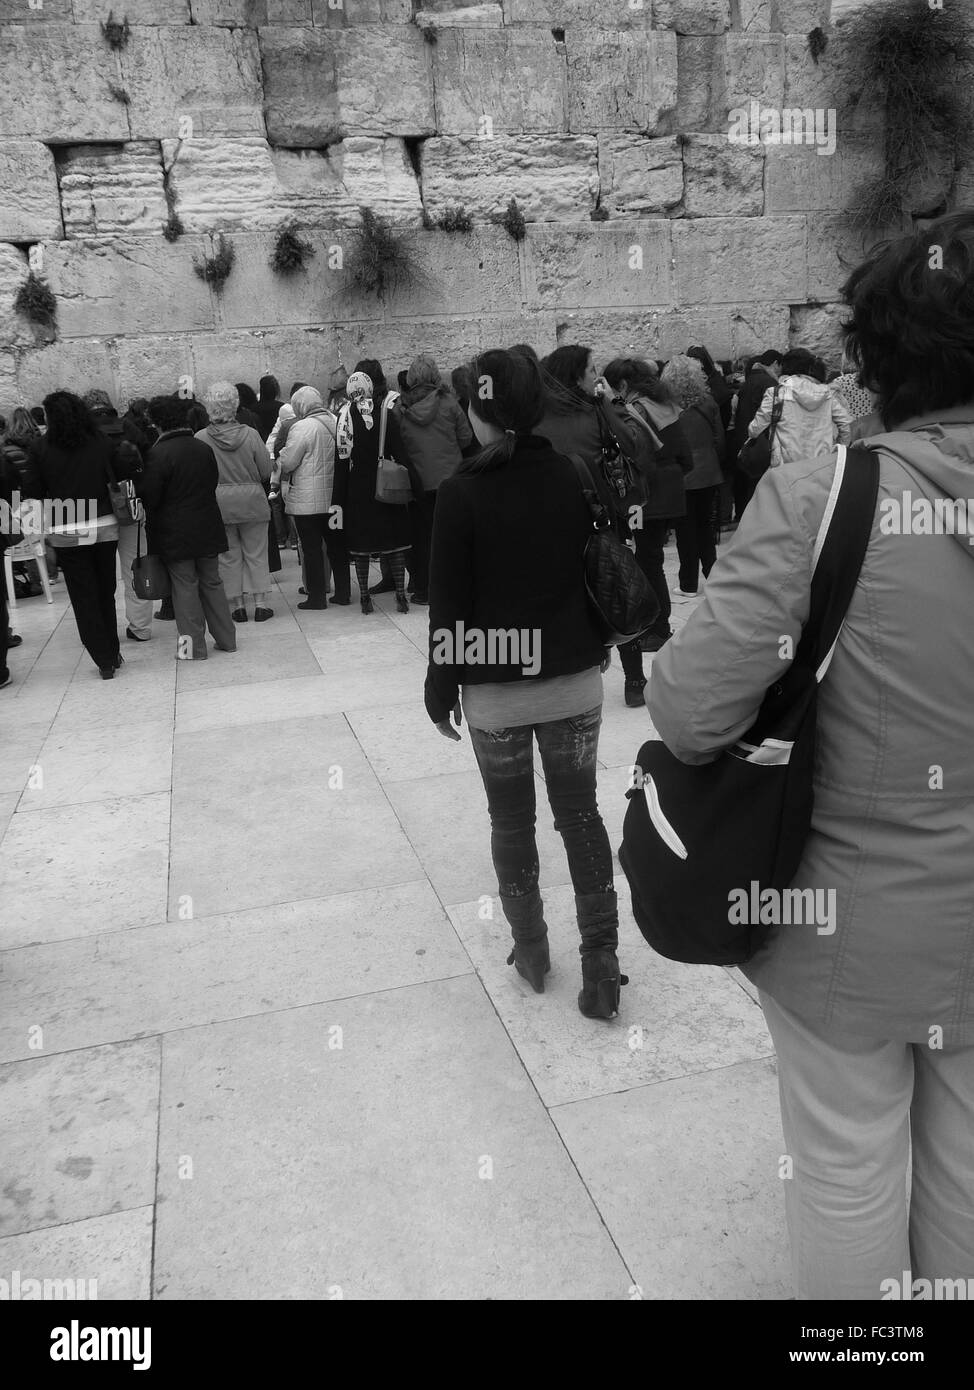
42, 391, 99, 452
841, 212, 974, 428
146, 394, 192, 433
780, 348, 821, 379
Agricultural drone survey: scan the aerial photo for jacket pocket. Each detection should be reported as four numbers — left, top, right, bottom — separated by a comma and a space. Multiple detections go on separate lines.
643, 774, 689, 860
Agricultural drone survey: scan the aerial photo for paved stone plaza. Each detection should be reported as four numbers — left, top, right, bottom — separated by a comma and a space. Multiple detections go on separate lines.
0, 541, 790, 1300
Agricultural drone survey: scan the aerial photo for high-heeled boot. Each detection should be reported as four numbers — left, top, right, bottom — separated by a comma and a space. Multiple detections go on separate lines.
576, 889, 628, 1019
501, 887, 550, 994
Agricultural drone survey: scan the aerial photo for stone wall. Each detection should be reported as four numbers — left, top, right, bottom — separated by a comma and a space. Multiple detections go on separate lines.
0, 0, 967, 409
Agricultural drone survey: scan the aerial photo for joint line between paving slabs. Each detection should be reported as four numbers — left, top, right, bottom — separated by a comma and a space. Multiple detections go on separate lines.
149, 1032, 164, 1300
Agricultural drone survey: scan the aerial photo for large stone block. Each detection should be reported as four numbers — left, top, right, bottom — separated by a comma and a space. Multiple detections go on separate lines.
381, 229, 522, 320
653, 0, 730, 35
775, 0, 830, 32
314, 0, 412, 19
189, 332, 269, 395
730, 0, 772, 34
805, 214, 871, 301
725, 33, 785, 112
255, 325, 366, 388
673, 216, 807, 302
567, 30, 678, 134
420, 135, 598, 223
784, 36, 883, 133
789, 302, 844, 364
212, 232, 351, 330
0, 143, 63, 242
551, 307, 730, 361
676, 36, 728, 132
682, 133, 764, 216
523, 224, 674, 310
57, 142, 168, 240
114, 335, 195, 404
71, 0, 191, 19
160, 137, 422, 234
121, 26, 265, 139
764, 135, 884, 214
432, 28, 568, 135
414, 2, 503, 29
0, 24, 128, 142
0, 0, 72, 18
264, 0, 312, 19
260, 27, 435, 145
505, 0, 651, 23
43, 238, 219, 338
14, 338, 118, 410
598, 135, 683, 217
189, 0, 268, 23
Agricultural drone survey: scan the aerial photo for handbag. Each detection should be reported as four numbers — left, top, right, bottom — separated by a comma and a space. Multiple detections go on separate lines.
131, 519, 171, 600
105, 444, 144, 526
737, 383, 783, 480
617, 445, 879, 965
569, 455, 659, 646
373, 397, 412, 506
595, 398, 647, 514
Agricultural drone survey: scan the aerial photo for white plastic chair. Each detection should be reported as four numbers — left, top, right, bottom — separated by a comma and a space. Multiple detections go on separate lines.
4, 537, 54, 611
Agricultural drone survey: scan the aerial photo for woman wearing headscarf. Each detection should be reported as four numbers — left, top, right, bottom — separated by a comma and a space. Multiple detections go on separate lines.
278, 385, 349, 610
337, 363, 421, 614
393, 353, 472, 605
255, 376, 284, 443
235, 383, 262, 433
195, 382, 274, 622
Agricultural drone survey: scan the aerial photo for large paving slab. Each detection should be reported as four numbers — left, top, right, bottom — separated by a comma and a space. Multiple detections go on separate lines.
0, 882, 471, 1064
153, 978, 634, 1299
0, 1207, 153, 1302
22, 719, 173, 810
0, 1040, 160, 1238
449, 881, 774, 1108
552, 1058, 791, 1300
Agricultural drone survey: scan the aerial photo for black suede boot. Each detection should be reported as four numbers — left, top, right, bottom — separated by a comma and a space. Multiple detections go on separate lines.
576, 889, 628, 1019
501, 887, 550, 994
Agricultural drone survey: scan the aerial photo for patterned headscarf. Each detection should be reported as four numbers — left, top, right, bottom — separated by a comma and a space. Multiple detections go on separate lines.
203, 381, 240, 424
346, 372, 374, 428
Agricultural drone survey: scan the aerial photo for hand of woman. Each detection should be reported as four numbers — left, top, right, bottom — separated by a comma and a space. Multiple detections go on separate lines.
436, 701, 463, 742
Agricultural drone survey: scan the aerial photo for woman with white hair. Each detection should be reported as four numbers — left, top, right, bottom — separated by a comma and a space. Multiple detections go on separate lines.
195, 382, 274, 622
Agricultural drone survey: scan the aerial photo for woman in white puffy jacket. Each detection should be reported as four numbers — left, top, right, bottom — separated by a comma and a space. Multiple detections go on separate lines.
278, 387, 350, 609
749, 348, 853, 467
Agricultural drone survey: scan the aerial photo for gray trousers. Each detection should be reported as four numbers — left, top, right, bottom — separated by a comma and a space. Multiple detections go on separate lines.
167, 555, 236, 660
116, 522, 154, 639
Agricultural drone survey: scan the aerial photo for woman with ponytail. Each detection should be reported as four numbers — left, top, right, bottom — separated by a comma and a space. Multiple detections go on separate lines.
425, 347, 629, 1021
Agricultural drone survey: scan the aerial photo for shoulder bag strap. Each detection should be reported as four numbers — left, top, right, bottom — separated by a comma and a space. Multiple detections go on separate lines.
767, 384, 784, 441
377, 396, 390, 460
794, 444, 880, 681
568, 452, 610, 529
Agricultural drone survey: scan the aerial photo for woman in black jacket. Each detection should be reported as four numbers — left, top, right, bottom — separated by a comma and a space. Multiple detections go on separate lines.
21, 392, 136, 679
138, 395, 236, 660
426, 348, 627, 1020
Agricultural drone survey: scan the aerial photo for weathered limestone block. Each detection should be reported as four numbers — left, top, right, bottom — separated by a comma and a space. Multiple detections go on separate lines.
382, 230, 522, 319
0, 24, 128, 142
730, 0, 772, 34
598, 135, 683, 217
264, 0, 312, 20
215, 233, 348, 330
788, 302, 844, 364
349, 313, 559, 378
420, 135, 598, 223
115, 336, 195, 404
189, 0, 268, 24
523, 224, 673, 310
654, 0, 730, 35
260, 27, 434, 144
43, 238, 218, 338
784, 36, 883, 132
160, 137, 421, 233
774, 0, 830, 32
728, 301, 790, 355
0, 353, 17, 415
0, 143, 63, 242
414, 3, 503, 29
567, 30, 678, 134
505, 0, 651, 22
15, 339, 118, 412
0, 0, 72, 19
677, 36, 728, 132
673, 216, 807, 302
318, 0, 417, 19
256, 326, 370, 386
432, 29, 568, 135
58, 143, 168, 240
725, 34, 785, 112
805, 214, 870, 301
551, 308, 730, 361
190, 332, 272, 395
682, 133, 764, 216
121, 26, 265, 140
764, 136, 883, 214
71, 0, 191, 19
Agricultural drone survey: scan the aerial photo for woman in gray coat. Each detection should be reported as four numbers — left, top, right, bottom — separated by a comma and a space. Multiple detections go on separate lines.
649, 212, 974, 1300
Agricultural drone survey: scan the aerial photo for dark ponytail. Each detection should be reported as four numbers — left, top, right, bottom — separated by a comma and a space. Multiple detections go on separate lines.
456, 347, 545, 475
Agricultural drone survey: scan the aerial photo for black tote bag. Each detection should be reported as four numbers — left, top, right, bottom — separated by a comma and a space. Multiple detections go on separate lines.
618, 445, 879, 965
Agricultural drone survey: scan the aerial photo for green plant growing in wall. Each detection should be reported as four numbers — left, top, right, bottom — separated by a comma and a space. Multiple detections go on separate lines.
193, 234, 236, 291
808, 27, 828, 64
14, 272, 58, 331
350, 206, 429, 303
272, 221, 316, 274
501, 197, 526, 242
100, 11, 130, 50
435, 205, 473, 233
108, 82, 130, 105
590, 205, 609, 222
162, 212, 184, 242
841, 0, 974, 228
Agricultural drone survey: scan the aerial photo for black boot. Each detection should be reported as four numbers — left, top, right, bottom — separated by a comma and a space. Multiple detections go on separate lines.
576, 889, 628, 1019
501, 887, 550, 994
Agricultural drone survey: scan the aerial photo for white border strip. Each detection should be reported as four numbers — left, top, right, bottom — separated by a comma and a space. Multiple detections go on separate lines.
811, 443, 846, 576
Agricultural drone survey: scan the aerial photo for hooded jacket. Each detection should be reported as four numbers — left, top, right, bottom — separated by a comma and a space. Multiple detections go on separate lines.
394, 385, 472, 491
749, 373, 853, 467
278, 388, 337, 516
649, 408, 974, 1043
195, 421, 271, 526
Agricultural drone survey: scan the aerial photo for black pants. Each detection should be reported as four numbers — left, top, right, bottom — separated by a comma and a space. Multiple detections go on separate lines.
633, 518, 672, 639
733, 469, 757, 521
674, 486, 720, 593
0, 562, 9, 681
407, 489, 437, 597
58, 540, 120, 670
293, 513, 350, 603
